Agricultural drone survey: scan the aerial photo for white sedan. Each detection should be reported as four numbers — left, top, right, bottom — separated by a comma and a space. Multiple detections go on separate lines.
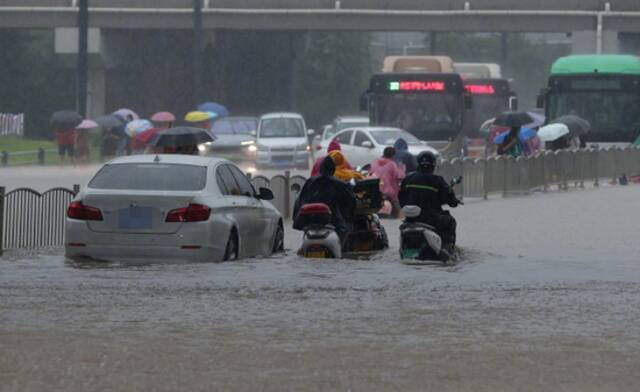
319, 127, 439, 168
65, 154, 284, 263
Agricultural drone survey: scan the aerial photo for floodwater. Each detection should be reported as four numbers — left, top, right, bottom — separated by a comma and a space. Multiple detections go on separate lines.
2, 185, 640, 391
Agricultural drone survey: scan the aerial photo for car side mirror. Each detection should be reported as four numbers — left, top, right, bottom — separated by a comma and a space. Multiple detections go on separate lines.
361, 141, 374, 149
451, 176, 463, 186
257, 187, 274, 200
536, 88, 549, 109
250, 130, 257, 137
291, 183, 302, 193
307, 129, 315, 136
509, 96, 518, 111
464, 93, 473, 109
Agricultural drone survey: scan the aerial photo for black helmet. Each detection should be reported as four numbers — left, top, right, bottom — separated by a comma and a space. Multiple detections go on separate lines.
417, 151, 437, 170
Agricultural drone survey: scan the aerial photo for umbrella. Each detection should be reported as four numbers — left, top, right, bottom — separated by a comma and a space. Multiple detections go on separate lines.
493, 111, 535, 128
197, 102, 229, 117
493, 127, 537, 145
113, 108, 139, 121
537, 123, 570, 142
149, 127, 214, 147
136, 127, 165, 144
95, 114, 126, 129
125, 119, 153, 138
523, 110, 545, 129
76, 119, 99, 130
479, 118, 495, 137
50, 110, 82, 129
550, 115, 591, 137
185, 111, 218, 123
150, 111, 176, 123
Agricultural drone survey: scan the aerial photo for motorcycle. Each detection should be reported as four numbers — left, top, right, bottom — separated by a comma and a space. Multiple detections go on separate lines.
399, 176, 463, 264
295, 178, 388, 259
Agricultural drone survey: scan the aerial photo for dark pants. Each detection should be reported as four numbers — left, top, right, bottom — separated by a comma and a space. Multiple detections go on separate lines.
420, 211, 457, 250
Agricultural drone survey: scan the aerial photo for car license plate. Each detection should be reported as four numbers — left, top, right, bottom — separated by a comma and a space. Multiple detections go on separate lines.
118, 206, 152, 230
305, 251, 327, 258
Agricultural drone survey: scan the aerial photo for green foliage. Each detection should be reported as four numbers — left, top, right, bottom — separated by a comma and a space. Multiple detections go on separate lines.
0, 31, 76, 139
294, 32, 372, 128
0, 136, 56, 153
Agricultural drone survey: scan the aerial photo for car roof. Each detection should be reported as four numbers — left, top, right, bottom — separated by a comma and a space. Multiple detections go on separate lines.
105, 154, 227, 166
335, 116, 369, 123
260, 112, 304, 120
339, 126, 404, 133
215, 116, 257, 121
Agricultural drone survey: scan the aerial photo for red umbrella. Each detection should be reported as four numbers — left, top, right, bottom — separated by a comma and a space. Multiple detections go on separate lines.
135, 127, 165, 144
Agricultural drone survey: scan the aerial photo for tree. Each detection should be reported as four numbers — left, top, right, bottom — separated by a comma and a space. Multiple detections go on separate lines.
294, 32, 372, 128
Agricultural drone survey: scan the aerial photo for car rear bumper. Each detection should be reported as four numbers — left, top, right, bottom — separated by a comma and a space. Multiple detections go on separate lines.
65, 219, 227, 263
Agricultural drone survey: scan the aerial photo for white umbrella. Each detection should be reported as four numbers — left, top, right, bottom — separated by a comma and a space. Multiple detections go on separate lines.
537, 123, 569, 142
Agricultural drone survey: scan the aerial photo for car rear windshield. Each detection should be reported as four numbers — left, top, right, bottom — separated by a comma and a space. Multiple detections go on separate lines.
89, 163, 207, 191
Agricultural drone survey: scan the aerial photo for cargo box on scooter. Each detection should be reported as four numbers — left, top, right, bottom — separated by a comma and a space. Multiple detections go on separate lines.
353, 179, 383, 214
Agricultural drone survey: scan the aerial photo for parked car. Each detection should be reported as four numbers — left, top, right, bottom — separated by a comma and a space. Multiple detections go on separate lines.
255, 112, 313, 169
319, 127, 439, 168
65, 154, 284, 263
314, 116, 370, 152
203, 116, 258, 163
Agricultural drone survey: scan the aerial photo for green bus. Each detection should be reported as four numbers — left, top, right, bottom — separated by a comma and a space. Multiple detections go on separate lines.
538, 54, 640, 143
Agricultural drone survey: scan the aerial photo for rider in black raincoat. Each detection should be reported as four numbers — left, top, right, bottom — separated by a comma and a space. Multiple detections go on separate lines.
293, 156, 357, 241
398, 151, 460, 252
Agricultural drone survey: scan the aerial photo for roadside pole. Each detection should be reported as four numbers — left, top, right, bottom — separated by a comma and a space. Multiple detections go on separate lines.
0, 187, 5, 256
193, 0, 204, 107
77, 0, 89, 117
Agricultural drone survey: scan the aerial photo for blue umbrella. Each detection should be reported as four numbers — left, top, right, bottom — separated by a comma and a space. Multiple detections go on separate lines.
197, 102, 229, 117
493, 127, 537, 145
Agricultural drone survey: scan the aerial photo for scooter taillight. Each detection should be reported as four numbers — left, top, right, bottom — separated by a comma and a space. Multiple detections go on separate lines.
298, 203, 332, 216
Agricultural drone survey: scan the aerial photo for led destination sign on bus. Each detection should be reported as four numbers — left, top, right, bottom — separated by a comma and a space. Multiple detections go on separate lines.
464, 84, 496, 95
389, 81, 446, 92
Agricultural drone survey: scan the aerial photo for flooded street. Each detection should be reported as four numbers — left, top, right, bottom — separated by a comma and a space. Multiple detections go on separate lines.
2, 185, 640, 391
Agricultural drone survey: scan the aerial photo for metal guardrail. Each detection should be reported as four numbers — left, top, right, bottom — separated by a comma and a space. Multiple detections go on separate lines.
0, 185, 79, 254
0, 148, 56, 166
1, 147, 638, 253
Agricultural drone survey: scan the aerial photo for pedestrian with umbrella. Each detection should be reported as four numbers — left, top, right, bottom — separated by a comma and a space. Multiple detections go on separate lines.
149, 127, 214, 155
197, 102, 229, 117
550, 115, 590, 149
185, 111, 218, 131
95, 114, 126, 160
75, 119, 98, 164
134, 111, 176, 154
50, 110, 82, 167
493, 111, 534, 158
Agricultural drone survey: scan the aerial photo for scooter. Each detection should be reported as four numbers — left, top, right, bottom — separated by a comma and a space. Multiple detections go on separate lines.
399, 176, 463, 264
295, 178, 388, 259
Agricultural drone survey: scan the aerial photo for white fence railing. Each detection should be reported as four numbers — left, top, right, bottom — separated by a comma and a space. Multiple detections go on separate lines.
0, 113, 24, 136
249, 147, 640, 217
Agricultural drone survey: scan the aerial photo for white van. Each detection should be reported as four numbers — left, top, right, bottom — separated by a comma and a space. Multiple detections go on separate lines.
255, 112, 313, 169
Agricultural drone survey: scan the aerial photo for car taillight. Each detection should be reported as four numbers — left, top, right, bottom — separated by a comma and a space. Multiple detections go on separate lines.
67, 201, 103, 221
166, 203, 211, 222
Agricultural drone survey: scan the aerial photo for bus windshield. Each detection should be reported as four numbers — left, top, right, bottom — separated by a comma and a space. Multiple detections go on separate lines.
464, 94, 509, 137
374, 93, 463, 141
549, 90, 640, 142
